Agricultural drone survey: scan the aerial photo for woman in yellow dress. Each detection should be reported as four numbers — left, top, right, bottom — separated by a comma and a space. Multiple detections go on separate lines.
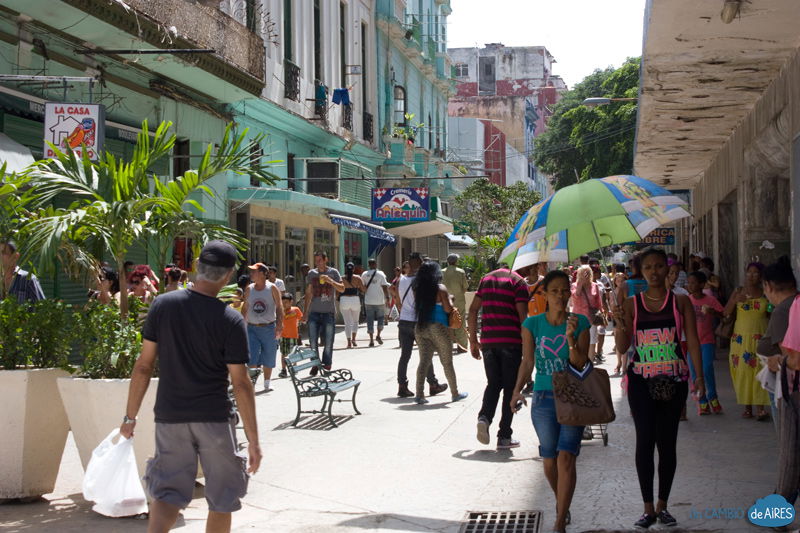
724, 262, 770, 420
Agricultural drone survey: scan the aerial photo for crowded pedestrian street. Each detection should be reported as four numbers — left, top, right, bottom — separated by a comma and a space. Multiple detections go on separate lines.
0, 321, 782, 532
3, 0, 800, 532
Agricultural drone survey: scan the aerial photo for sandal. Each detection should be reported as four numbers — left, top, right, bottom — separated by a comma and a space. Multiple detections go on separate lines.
756, 410, 769, 421
742, 409, 753, 419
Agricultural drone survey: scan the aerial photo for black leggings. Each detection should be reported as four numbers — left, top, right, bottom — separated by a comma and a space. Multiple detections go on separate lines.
627, 371, 688, 504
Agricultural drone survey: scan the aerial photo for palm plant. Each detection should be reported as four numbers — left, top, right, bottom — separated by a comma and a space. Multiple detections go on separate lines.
24, 120, 278, 318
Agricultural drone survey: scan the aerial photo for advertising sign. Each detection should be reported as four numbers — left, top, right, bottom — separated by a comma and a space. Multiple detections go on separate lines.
638, 227, 675, 246
44, 102, 105, 160
371, 187, 430, 222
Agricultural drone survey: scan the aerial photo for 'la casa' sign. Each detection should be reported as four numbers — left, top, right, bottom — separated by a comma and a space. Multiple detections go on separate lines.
44, 103, 105, 160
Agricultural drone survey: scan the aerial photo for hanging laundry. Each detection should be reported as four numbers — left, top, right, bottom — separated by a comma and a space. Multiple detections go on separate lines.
315, 83, 328, 103
332, 88, 351, 106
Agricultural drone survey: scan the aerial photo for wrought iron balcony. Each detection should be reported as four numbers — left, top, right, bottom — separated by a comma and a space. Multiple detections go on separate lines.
284, 59, 301, 101
363, 112, 374, 143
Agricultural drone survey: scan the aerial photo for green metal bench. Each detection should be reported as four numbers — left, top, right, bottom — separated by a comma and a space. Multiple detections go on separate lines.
284, 347, 361, 427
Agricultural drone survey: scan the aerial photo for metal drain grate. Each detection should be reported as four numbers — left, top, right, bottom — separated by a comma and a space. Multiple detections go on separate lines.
460, 511, 542, 533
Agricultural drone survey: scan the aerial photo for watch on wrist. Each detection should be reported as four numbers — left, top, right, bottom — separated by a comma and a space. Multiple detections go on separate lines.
122, 415, 137, 424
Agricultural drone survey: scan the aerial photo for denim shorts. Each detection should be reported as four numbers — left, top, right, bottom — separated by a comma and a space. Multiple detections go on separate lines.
531, 390, 585, 458
247, 322, 277, 368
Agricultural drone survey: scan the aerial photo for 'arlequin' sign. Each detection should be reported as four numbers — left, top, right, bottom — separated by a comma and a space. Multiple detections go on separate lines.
371, 187, 430, 222
44, 103, 105, 160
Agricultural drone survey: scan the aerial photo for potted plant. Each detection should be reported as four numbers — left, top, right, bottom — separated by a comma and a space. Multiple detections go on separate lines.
391, 112, 425, 145
0, 298, 77, 500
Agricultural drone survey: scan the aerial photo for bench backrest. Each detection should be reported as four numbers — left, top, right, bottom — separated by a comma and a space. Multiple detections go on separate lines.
284, 347, 322, 378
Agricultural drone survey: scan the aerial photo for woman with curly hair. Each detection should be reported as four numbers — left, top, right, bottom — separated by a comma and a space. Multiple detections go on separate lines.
724, 262, 771, 420
412, 260, 468, 405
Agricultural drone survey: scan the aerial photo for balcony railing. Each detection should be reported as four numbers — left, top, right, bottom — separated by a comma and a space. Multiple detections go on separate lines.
284, 59, 300, 101
363, 111, 374, 143
342, 104, 353, 131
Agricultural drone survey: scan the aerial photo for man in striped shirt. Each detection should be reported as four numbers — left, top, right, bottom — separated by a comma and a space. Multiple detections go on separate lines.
468, 265, 529, 449
2, 240, 45, 303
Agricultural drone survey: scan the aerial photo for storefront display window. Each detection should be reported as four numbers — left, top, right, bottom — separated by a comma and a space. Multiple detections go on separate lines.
250, 218, 279, 266
314, 228, 337, 266
344, 231, 362, 268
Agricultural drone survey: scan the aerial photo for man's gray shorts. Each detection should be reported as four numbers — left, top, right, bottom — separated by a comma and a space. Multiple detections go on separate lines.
144, 419, 249, 513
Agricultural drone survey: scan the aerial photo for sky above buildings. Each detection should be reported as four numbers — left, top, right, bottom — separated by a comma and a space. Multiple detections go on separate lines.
447, 0, 647, 88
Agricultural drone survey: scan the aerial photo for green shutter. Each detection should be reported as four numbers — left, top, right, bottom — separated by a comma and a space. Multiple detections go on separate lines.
338, 161, 374, 208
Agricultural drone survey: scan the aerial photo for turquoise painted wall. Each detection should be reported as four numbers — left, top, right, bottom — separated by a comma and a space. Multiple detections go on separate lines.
376, 0, 450, 172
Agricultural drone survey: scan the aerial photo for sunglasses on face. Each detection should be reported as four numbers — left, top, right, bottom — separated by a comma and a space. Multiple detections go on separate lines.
131, 279, 142, 285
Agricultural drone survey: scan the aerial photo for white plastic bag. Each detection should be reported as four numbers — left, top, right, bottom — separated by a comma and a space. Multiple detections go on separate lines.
389, 305, 399, 321
82, 429, 148, 517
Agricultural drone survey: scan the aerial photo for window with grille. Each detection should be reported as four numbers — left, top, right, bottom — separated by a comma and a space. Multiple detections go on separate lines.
250, 144, 263, 187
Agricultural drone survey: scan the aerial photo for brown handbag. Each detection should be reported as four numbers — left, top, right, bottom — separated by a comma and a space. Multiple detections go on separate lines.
448, 307, 463, 330
715, 314, 735, 339
552, 362, 616, 426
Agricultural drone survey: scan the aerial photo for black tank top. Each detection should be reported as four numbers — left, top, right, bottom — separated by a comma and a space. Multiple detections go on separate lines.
631, 290, 689, 381
342, 287, 359, 296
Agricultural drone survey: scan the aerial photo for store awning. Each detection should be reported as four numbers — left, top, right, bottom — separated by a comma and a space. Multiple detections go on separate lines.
329, 214, 396, 257
444, 232, 476, 246
0, 133, 34, 174
385, 217, 454, 239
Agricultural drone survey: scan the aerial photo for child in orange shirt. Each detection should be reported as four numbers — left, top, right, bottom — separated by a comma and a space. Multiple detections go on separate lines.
278, 293, 303, 378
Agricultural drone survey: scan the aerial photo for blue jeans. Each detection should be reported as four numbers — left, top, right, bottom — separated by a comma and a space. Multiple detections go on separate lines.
307, 311, 335, 367
531, 390, 584, 458
247, 323, 277, 368
364, 304, 385, 335
687, 343, 718, 402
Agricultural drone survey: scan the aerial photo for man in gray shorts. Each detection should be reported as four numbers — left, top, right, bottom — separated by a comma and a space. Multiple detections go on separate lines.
121, 240, 261, 533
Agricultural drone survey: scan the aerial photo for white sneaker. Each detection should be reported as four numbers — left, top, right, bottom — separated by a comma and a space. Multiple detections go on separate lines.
476, 417, 490, 445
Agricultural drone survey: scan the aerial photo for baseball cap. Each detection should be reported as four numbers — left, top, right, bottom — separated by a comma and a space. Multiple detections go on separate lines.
247, 262, 269, 273
198, 240, 237, 268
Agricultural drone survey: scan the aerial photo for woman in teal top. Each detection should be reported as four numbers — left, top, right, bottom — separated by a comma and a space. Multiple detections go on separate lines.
511, 269, 590, 533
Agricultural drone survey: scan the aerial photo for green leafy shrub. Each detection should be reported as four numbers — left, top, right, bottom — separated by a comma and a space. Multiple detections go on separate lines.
76, 299, 145, 379
0, 298, 78, 370
459, 255, 489, 292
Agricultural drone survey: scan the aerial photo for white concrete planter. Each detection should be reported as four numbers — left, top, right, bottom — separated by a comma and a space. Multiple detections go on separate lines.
0, 368, 71, 500
57, 377, 157, 480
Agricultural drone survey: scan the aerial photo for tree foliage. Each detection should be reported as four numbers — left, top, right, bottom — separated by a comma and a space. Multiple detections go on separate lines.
533, 57, 640, 190
453, 179, 541, 271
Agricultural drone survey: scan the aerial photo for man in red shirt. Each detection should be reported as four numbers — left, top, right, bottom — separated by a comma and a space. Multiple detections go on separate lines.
468, 265, 529, 449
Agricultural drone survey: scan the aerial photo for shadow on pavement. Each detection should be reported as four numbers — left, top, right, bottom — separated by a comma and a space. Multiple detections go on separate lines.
272, 414, 354, 431
451, 449, 528, 463
396, 402, 451, 411
0, 493, 183, 532
337, 513, 464, 531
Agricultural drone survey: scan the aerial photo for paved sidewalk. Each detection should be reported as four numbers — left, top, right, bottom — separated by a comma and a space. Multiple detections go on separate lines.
0, 322, 791, 532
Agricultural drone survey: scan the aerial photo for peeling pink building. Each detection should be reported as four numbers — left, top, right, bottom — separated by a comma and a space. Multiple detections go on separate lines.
447, 43, 566, 196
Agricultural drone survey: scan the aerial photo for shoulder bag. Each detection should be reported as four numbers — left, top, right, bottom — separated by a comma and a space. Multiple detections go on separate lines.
551, 361, 616, 426
448, 307, 463, 330
582, 286, 607, 327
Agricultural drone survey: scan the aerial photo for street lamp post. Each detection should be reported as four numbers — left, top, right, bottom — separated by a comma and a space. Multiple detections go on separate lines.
581, 97, 637, 107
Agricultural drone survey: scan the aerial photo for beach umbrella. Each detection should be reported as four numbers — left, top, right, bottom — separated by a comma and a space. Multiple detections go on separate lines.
499, 175, 690, 270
